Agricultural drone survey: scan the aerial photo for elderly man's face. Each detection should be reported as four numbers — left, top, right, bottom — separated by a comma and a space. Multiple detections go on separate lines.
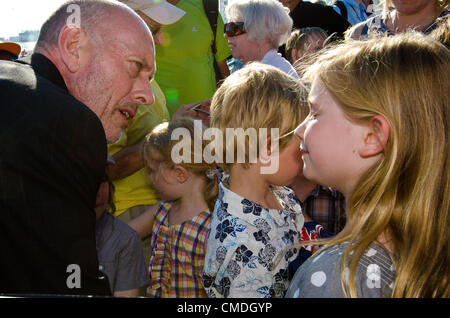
73, 8, 155, 143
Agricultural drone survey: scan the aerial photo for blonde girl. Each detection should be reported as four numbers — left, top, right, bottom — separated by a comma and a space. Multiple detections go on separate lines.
129, 117, 219, 298
286, 33, 449, 298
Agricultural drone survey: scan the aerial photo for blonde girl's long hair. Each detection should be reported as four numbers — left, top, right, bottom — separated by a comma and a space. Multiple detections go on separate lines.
143, 117, 219, 212
302, 33, 449, 297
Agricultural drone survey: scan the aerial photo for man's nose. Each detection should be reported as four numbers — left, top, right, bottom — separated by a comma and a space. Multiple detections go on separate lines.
132, 77, 154, 105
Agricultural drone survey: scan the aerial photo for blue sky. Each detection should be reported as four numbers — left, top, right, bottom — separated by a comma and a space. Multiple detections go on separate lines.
0, 0, 68, 39
0, 0, 345, 39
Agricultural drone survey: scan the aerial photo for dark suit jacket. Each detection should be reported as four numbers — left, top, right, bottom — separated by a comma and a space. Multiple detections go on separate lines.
0, 54, 110, 296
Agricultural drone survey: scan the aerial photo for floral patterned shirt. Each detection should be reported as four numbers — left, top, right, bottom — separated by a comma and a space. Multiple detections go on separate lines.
202, 174, 304, 298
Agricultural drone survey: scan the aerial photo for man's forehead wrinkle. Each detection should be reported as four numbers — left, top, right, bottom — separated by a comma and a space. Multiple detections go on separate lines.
88, 5, 155, 76
108, 40, 132, 56
102, 26, 152, 56
108, 40, 154, 70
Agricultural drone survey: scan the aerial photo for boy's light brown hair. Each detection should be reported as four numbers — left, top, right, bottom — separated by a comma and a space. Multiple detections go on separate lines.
210, 62, 308, 172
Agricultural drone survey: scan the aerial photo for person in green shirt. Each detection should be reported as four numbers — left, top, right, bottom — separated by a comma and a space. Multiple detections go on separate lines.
109, 2, 187, 290
154, 0, 231, 116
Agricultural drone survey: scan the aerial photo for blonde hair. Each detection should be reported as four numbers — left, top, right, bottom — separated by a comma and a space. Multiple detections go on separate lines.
430, 14, 450, 47
143, 117, 219, 211
285, 27, 329, 64
210, 62, 308, 172
302, 33, 449, 297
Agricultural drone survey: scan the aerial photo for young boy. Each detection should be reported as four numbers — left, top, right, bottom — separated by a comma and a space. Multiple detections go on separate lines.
202, 63, 306, 298
95, 156, 150, 297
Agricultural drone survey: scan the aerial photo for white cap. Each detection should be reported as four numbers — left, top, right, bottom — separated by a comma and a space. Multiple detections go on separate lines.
121, 0, 186, 25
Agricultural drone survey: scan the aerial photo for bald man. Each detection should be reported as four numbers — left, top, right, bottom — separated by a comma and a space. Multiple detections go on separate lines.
0, 0, 155, 295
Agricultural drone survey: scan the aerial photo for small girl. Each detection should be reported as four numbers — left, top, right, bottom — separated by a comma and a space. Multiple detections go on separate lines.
285, 27, 329, 66
287, 33, 449, 298
95, 156, 149, 297
129, 117, 219, 298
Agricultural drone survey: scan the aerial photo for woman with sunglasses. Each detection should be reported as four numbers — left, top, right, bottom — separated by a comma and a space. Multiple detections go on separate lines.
224, 0, 299, 78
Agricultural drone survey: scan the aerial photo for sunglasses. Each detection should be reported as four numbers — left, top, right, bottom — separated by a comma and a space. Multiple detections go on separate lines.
225, 22, 246, 37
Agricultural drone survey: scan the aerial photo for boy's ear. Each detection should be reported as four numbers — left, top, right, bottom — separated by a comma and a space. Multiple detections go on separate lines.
259, 136, 271, 163
58, 25, 83, 73
173, 165, 189, 183
359, 115, 390, 158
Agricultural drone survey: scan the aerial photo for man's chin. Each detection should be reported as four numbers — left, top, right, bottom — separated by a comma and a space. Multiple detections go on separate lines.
106, 129, 124, 145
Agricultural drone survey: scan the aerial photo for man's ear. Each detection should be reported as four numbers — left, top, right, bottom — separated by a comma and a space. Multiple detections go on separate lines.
58, 25, 83, 73
359, 115, 390, 158
173, 165, 190, 183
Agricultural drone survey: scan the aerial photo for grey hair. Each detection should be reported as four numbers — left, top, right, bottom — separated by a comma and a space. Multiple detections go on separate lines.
225, 0, 293, 48
35, 0, 129, 51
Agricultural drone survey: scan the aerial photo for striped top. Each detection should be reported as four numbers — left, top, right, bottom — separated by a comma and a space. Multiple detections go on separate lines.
147, 201, 211, 298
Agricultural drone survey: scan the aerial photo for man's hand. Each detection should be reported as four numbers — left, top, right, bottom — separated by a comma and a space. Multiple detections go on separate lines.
172, 99, 211, 126
108, 140, 145, 181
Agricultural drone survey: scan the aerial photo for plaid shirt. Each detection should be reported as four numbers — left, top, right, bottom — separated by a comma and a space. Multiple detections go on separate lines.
301, 185, 346, 235
147, 202, 211, 298
288, 187, 346, 279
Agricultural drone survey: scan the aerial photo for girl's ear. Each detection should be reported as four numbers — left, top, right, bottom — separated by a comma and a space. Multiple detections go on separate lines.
359, 115, 390, 158
291, 49, 298, 64
173, 165, 189, 183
